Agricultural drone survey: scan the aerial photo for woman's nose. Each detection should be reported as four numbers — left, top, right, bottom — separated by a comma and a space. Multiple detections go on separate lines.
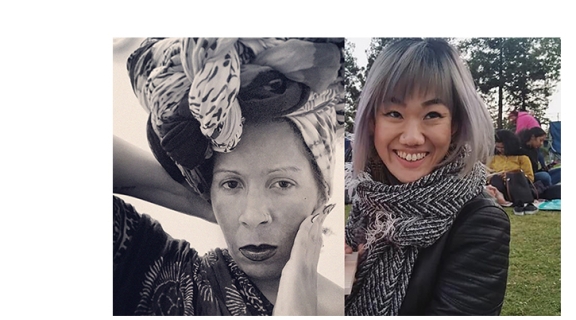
399, 121, 425, 146
238, 189, 271, 227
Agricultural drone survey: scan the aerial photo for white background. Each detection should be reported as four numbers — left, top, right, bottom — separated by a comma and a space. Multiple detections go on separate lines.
2, 1, 573, 317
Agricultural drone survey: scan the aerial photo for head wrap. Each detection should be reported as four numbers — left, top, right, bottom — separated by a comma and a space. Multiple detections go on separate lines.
127, 38, 344, 201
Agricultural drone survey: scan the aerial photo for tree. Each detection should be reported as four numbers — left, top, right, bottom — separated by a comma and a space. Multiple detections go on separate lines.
344, 38, 410, 132
344, 39, 364, 133
457, 38, 561, 129
345, 38, 561, 131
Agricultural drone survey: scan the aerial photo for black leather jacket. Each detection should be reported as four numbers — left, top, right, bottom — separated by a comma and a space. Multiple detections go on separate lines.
399, 192, 511, 315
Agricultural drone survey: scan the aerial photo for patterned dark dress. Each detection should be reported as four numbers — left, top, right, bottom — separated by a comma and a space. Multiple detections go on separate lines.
113, 196, 274, 315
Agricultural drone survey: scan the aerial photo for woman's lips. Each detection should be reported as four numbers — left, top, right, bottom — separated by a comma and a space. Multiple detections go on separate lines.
239, 244, 278, 261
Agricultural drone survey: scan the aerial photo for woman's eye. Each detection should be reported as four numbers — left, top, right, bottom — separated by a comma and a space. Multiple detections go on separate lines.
384, 111, 402, 118
221, 180, 241, 190
424, 111, 442, 119
272, 180, 294, 190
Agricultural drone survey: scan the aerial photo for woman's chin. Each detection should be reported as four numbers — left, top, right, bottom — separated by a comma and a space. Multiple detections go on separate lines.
389, 167, 429, 184
241, 264, 283, 282
388, 157, 433, 183
231, 252, 286, 282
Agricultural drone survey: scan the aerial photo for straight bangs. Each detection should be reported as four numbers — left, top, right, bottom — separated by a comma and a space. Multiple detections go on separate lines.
376, 43, 455, 115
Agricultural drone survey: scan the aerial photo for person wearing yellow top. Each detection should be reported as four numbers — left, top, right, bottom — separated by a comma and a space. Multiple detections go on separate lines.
488, 154, 534, 182
488, 129, 538, 215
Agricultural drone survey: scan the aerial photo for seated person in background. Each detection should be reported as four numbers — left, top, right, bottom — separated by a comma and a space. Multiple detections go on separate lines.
488, 129, 538, 216
518, 127, 560, 186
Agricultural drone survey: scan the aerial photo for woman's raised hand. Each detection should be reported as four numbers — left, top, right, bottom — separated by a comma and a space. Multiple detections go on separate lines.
272, 203, 335, 315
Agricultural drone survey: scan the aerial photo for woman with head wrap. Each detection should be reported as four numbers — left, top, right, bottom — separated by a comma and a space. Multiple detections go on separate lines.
344, 38, 510, 315
113, 38, 345, 316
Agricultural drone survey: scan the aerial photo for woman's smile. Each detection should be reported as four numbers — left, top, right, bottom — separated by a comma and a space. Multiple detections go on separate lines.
373, 94, 453, 183
393, 150, 430, 169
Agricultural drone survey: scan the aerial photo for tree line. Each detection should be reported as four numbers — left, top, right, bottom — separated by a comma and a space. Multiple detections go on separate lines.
345, 38, 561, 133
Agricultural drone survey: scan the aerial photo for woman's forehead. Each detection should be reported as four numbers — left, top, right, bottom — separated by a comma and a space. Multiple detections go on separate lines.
212, 121, 311, 171
382, 81, 453, 107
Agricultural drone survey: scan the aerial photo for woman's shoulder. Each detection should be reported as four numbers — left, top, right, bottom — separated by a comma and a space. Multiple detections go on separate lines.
113, 197, 208, 315
515, 154, 531, 160
113, 195, 201, 266
459, 192, 509, 219
452, 192, 510, 239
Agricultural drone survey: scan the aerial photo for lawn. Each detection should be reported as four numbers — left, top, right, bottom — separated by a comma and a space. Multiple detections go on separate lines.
344, 205, 561, 315
501, 207, 561, 316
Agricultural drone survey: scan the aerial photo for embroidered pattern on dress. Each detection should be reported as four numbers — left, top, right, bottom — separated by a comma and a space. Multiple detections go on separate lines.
113, 197, 139, 266
135, 255, 195, 315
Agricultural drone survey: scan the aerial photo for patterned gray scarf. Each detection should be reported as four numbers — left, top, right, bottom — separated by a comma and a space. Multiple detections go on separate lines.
345, 150, 486, 315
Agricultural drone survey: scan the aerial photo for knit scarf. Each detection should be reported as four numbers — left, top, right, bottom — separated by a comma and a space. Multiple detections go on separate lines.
344, 149, 486, 315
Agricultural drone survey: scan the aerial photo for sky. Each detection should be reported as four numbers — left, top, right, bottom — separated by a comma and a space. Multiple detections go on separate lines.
348, 37, 372, 69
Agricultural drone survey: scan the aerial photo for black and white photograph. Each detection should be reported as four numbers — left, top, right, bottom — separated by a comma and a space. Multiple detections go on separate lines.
113, 38, 346, 316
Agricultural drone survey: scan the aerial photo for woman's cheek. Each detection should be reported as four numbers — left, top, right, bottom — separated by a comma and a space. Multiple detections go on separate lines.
273, 194, 316, 225
210, 192, 238, 226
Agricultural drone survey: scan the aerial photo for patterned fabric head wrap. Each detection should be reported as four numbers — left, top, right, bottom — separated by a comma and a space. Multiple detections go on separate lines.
127, 38, 344, 201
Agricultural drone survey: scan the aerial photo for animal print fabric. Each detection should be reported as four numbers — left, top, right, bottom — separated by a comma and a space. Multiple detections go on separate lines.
127, 38, 344, 201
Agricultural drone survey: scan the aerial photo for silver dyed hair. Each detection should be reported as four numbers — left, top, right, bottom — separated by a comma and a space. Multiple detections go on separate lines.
353, 38, 494, 177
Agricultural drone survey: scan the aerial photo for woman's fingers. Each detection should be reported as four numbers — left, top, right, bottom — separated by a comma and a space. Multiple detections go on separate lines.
345, 244, 353, 254
291, 204, 335, 263
274, 203, 335, 315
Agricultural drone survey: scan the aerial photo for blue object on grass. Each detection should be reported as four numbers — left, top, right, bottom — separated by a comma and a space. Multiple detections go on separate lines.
550, 121, 561, 155
538, 199, 561, 211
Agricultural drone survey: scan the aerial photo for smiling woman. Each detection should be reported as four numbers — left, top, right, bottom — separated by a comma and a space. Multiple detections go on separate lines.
345, 38, 511, 316
374, 95, 453, 183
113, 37, 345, 316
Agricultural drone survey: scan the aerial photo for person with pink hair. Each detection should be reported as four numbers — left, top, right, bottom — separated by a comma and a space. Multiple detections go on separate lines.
508, 110, 540, 133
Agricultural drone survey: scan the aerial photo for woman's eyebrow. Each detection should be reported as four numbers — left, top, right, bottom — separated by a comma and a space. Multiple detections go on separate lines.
267, 166, 302, 175
213, 166, 302, 175
212, 168, 242, 175
421, 98, 445, 107
386, 97, 445, 107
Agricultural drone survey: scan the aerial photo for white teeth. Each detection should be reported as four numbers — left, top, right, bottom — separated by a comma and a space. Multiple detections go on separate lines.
397, 151, 426, 162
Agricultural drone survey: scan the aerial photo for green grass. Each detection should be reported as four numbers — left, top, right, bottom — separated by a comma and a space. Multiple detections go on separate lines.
501, 208, 561, 316
344, 205, 561, 315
